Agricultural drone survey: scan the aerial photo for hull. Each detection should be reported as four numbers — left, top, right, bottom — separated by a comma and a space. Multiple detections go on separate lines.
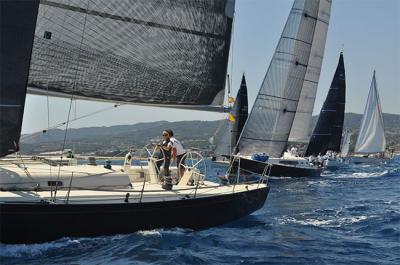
350, 156, 390, 165
236, 157, 322, 177
0, 187, 269, 244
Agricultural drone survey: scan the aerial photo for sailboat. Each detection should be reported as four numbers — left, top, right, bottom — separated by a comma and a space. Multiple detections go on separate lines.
0, 0, 270, 244
234, 0, 331, 177
211, 74, 248, 160
305, 52, 346, 169
351, 71, 388, 164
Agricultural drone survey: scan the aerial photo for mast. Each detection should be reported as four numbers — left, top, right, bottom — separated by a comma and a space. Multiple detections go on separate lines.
354, 71, 386, 154
305, 52, 346, 156
0, 1, 40, 157
237, 0, 332, 158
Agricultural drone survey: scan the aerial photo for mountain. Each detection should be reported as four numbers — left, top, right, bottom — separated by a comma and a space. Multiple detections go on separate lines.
20, 113, 400, 155
21, 120, 221, 155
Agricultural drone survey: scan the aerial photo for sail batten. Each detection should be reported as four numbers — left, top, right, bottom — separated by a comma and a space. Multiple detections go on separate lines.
237, 0, 331, 158
27, 0, 235, 108
354, 71, 386, 154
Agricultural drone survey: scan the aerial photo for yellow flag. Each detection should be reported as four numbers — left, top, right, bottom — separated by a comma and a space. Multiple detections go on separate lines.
228, 96, 235, 103
228, 114, 236, 122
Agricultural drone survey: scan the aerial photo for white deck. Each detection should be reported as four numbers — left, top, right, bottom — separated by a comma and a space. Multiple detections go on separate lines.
0, 159, 267, 204
0, 181, 266, 204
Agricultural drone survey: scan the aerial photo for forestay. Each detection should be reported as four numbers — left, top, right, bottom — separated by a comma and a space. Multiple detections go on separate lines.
237, 0, 331, 158
288, 0, 331, 143
27, 0, 235, 110
354, 71, 386, 153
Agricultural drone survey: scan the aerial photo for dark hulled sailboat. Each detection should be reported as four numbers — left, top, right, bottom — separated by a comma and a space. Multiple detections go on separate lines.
0, 0, 269, 244
305, 52, 346, 157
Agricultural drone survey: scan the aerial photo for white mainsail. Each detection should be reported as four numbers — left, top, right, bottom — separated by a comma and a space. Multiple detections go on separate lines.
237, 0, 331, 158
341, 129, 351, 157
288, 0, 331, 143
354, 71, 386, 153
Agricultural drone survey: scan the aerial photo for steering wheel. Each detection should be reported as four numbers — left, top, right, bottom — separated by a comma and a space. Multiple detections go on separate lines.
178, 151, 207, 185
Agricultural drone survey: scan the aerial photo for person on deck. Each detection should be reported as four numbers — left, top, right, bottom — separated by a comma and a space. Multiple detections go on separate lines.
166, 129, 186, 178
160, 130, 173, 190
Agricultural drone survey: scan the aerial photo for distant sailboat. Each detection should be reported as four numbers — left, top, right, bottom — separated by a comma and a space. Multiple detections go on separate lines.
235, 0, 331, 177
0, 0, 270, 244
306, 52, 346, 156
351, 71, 388, 164
212, 74, 248, 158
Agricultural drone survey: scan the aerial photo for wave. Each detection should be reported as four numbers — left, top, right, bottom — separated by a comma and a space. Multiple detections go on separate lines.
0, 239, 80, 258
277, 215, 371, 228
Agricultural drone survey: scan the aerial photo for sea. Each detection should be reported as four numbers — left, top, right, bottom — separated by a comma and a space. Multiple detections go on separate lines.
1, 158, 399, 265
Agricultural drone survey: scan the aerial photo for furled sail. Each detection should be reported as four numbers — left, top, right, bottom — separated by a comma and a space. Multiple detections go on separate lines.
288, 0, 331, 143
340, 129, 351, 157
305, 52, 346, 156
354, 71, 386, 153
27, 0, 235, 110
0, 1, 40, 157
213, 74, 248, 156
237, 0, 332, 158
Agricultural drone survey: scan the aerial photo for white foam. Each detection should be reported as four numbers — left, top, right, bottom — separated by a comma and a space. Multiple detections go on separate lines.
136, 229, 162, 237
278, 215, 370, 228
0, 239, 79, 257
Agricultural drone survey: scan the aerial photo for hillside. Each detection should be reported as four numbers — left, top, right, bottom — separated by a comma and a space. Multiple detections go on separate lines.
20, 113, 400, 155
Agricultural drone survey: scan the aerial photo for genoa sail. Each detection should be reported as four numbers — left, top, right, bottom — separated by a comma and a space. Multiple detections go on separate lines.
354, 71, 386, 153
305, 52, 346, 156
288, 0, 331, 143
27, 0, 235, 110
0, 1, 40, 157
213, 74, 248, 156
237, 0, 332, 158
341, 129, 351, 157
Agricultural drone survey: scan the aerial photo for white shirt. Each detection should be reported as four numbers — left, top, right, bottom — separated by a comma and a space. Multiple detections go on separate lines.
170, 137, 185, 155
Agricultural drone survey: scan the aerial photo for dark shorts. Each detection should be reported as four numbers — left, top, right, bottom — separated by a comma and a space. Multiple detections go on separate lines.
176, 153, 186, 169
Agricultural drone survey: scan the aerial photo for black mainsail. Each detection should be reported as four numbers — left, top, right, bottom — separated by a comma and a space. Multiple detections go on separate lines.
230, 75, 249, 154
305, 52, 346, 156
0, 1, 40, 157
27, 0, 235, 110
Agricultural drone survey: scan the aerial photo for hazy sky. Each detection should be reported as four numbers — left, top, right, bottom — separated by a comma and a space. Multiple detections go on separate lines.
22, 0, 400, 134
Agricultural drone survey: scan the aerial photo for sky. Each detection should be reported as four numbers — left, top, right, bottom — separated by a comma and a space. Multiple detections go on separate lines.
22, 0, 400, 134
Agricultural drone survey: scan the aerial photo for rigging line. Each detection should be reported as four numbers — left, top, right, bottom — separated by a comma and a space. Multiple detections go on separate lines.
20, 104, 122, 142
54, 0, 91, 201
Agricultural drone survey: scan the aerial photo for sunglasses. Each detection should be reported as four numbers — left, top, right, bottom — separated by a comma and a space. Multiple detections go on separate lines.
162, 133, 168, 136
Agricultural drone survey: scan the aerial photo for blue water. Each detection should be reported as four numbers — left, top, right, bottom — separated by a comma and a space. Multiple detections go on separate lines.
1, 161, 399, 265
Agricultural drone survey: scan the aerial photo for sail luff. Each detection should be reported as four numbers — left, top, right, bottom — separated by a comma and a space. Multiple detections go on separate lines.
27, 0, 235, 109
354, 71, 386, 153
0, 1, 40, 157
305, 52, 346, 156
237, 0, 331, 158
288, 0, 331, 143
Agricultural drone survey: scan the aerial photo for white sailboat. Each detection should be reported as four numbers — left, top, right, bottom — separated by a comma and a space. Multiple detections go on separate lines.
351, 71, 388, 164
234, 0, 331, 177
0, 0, 270, 244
